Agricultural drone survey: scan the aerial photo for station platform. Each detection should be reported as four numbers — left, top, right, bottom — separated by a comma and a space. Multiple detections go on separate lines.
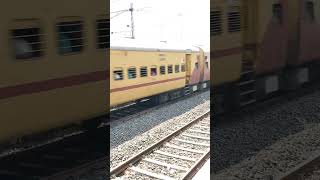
192, 158, 210, 180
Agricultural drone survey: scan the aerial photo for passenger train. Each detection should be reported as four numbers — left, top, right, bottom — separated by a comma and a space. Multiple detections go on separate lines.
110, 39, 210, 108
212, 0, 320, 113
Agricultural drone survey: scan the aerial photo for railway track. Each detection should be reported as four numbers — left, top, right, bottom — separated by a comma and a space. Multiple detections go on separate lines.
110, 111, 210, 180
276, 152, 320, 180
0, 126, 108, 180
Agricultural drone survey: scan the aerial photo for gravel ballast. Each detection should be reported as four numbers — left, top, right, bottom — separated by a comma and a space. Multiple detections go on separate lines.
212, 90, 320, 173
213, 123, 320, 179
111, 91, 210, 168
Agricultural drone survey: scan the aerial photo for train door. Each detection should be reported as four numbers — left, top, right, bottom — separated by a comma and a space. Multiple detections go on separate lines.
199, 50, 205, 84
185, 54, 192, 84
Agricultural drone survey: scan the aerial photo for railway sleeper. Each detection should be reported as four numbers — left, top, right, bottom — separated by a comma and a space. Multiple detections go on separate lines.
141, 158, 188, 171
154, 150, 197, 162
164, 143, 206, 154
129, 166, 176, 180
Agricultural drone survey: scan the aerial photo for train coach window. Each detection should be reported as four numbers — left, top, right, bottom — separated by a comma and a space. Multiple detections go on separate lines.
140, 67, 148, 77
273, 4, 283, 24
175, 65, 180, 73
128, 67, 136, 79
57, 21, 83, 54
113, 70, 123, 80
306, 1, 315, 23
228, 10, 241, 32
195, 62, 199, 69
160, 66, 166, 75
151, 67, 157, 76
168, 65, 173, 74
12, 27, 43, 59
181, 64, 186, 72
97, 19, 109, 49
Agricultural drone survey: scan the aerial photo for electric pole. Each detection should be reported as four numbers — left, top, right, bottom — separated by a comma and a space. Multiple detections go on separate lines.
129, 3, 135, 39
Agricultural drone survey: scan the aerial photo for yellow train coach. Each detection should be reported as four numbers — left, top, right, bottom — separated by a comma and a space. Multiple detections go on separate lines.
110, 40, 209, 108
0, 0, 108, 144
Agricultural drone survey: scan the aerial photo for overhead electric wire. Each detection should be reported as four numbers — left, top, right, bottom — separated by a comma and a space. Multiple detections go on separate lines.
111, 11, 128, 19
111, 9, 129, 14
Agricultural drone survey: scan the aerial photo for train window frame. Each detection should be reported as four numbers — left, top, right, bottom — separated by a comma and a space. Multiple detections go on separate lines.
160, 65, 166, 75
113, 69, 124, 81
140, 66, 148, 77
128, 67, 137, 79
181, 64, 186, 72
11, 20, 44, 60
151, 66, 157, 76
56, 19, 84, 55
168, 65, 173, 74
305, 1, 315, 23
272, 3, 283, 24
227, 8, 241, 33
96, 18, 109, 49
175, 65, 180, 73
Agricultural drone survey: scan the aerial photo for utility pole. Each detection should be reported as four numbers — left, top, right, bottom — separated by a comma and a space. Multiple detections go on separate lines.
129, 3, 135, 39
111, 3, 150, 39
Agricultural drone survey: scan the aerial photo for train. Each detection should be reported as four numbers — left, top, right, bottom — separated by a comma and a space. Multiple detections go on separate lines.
212, 0, 320, 113
110, 39, 210, 108
0, 0, 108, 145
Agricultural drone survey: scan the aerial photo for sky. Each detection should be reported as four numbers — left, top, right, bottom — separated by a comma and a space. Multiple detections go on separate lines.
110, 0, 210, 51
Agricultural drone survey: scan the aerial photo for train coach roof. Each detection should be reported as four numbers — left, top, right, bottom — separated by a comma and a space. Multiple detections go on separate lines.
110, 38, 200, 53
